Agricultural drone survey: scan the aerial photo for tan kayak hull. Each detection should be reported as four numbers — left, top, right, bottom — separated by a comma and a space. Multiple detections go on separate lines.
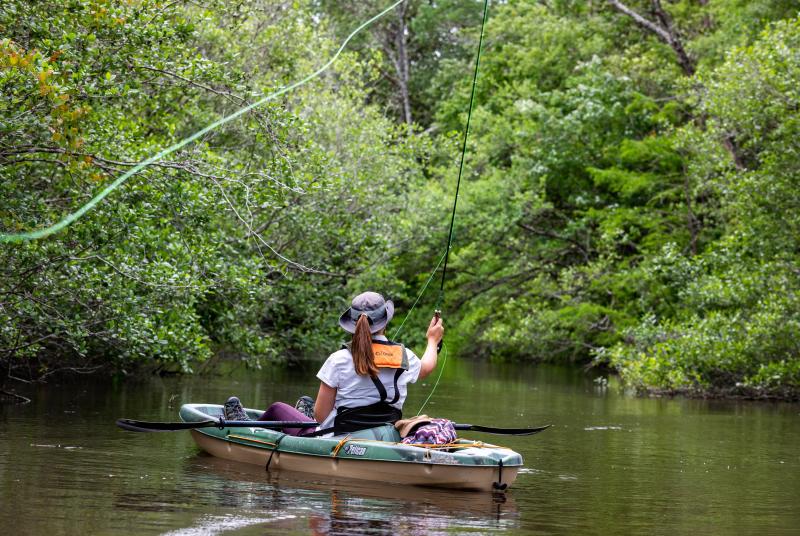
191, 429, 518, 491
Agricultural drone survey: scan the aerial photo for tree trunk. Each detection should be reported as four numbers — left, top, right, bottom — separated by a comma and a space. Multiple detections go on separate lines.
395, 3, 413, 126
608, 0, 695, 76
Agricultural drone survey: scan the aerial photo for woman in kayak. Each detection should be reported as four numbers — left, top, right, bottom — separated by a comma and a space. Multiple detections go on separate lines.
224, 291, 444, 436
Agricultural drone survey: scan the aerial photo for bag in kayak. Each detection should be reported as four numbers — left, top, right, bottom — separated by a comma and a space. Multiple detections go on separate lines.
400, 418, 457, 445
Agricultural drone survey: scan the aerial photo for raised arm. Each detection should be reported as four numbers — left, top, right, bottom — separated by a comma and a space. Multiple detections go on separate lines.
419, 315, 444, 380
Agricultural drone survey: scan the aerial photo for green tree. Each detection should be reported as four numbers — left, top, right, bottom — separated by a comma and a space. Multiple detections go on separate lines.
608, 16, 800, 397
0, 0, 425, 379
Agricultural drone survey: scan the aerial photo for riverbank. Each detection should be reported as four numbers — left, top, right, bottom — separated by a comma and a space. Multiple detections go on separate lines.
3, 352, 800, 405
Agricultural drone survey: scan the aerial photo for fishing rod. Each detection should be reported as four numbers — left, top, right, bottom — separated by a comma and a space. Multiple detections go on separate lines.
436, 0, 490, 312
412, 0, 490, 414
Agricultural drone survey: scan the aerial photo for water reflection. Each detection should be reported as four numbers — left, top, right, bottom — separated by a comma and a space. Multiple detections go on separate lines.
180, 454, 519, 535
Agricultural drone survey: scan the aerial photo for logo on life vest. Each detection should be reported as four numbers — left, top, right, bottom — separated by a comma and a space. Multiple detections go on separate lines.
372, 342, 406, 369
344, 444, 367, 456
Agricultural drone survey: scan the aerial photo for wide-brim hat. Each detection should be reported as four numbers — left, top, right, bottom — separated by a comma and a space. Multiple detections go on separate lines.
339, 291, 394, 334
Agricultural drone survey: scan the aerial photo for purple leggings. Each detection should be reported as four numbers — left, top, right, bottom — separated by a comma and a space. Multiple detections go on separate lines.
258, 402, 316, 436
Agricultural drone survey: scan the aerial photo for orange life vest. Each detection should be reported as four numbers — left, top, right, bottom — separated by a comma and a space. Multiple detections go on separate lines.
338, 339, 409, 408
371, 340, 408, 369
310, 339, 410, 437
342, 339, 409, 370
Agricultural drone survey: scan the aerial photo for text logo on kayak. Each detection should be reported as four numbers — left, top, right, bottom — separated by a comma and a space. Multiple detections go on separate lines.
344, 444, 367, 456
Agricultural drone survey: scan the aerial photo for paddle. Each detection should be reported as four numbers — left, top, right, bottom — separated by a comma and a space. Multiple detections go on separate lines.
116, 418, 550, 436
454, 423, 551, 436
116, 418, 318, 432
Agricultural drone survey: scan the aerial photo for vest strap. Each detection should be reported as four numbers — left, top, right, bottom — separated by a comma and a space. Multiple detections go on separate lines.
389, 368, 403, 404
341, 339, 408, 406
370, 375, 388, 402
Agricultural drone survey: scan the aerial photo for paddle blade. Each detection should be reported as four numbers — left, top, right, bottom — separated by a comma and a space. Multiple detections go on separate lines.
115, 418, 320, 432
116, 418, 216, 432
454, 423, 552, 436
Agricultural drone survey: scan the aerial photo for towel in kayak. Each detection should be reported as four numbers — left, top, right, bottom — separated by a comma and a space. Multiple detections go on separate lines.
397, 416, 457, 445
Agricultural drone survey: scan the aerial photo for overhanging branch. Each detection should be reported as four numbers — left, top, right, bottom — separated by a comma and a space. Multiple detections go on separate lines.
608, 0, 695, 76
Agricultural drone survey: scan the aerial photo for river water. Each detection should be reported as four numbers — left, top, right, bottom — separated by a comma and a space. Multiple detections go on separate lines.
1, 360, 798, 535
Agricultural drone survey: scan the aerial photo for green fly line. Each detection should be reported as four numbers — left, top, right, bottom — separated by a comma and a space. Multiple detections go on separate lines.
416, 340, 447, 416
391, 248, 448, 341
418, 0, 489, 415
0, 0, 406, 243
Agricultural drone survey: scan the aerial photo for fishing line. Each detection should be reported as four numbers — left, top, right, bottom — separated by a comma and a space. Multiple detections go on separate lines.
0, 0, 407, 243
386, 247, 447, 415
416, 341, 447, 415
391, 248, 447, 341
5, 0, 491, 416
385, 0, 489, 413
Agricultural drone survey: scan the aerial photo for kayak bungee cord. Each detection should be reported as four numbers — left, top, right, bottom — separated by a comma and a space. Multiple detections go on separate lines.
0, 0, 407, 243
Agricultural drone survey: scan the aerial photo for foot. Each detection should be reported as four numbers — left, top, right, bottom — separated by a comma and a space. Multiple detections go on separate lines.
223, 396, 250, 421
294, 395, 315, 419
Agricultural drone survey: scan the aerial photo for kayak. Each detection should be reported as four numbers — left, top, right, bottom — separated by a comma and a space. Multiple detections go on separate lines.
180, 403, 523, 491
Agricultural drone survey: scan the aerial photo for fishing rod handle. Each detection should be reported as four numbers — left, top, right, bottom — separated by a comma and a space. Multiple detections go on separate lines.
434, 309, 443, 353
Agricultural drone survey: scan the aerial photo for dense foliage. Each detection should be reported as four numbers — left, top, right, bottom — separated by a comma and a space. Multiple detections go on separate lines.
327, 0, 800, 399
0, 0, 424, 376
2, 0, 798, 399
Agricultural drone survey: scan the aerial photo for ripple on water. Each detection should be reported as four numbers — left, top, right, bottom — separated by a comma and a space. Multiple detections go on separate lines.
517, 467, 545, 475
557, 474, 579, 481
161, 514, 296, 536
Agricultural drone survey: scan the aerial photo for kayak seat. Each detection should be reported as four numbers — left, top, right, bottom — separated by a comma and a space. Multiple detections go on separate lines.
333, 424, 401, 442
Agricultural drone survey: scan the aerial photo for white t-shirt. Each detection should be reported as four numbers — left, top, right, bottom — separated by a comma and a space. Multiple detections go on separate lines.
316, 334, 422, 430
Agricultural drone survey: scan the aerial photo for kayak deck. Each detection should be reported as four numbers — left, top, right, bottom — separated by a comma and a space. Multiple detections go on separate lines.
181, 403, 523, 491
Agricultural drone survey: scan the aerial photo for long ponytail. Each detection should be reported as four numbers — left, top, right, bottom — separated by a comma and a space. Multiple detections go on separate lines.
351, 314, 378, 377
